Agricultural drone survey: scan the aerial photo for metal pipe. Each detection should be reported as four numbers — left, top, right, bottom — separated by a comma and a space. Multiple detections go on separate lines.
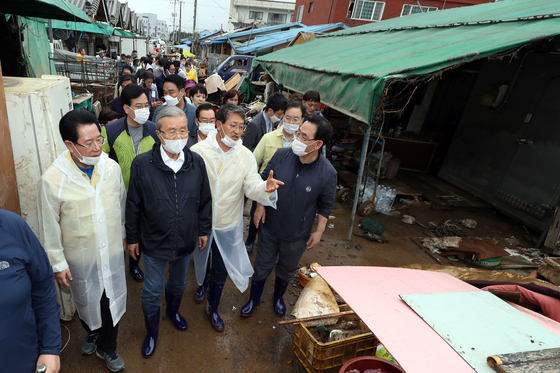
347, 125, 372, 241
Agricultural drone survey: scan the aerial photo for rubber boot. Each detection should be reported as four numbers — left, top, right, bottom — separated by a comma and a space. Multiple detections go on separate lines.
194, 269, 210, 304
129, 252, 144, 282
240, 278, 266, 317
142, 309, 159, 358
165, 290, 187, 331
273, 277, 290, 316
205, 279, 225, 332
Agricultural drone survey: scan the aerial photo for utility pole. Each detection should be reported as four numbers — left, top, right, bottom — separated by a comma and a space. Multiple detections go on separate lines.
172, 0, 177, 44
179, 0, 182, 42
193, 0, 197, 34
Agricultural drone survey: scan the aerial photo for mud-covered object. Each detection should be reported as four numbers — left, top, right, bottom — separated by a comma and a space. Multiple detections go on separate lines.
359, 218, 387, 234
292, 276, 340, 327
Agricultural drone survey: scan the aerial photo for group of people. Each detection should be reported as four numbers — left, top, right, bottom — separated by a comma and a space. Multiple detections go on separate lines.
1, 48, 335, 371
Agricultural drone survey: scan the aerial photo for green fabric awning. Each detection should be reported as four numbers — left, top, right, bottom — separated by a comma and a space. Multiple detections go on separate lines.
1, 0, 91, 23
95, 22, 114, 36
254, 0, 560, 124
113, 29, 135, 37
51, 20, 112, 36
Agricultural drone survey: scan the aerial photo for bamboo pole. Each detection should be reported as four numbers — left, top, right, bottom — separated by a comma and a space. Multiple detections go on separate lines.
278, 310, 355, 325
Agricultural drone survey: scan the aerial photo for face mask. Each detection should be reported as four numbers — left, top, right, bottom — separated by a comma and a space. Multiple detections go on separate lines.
198, 121, 215, 135
283, 123, 299, 134
129, 106, 149, 125
162, 138, 188, 154
180, 63, 185, 68
270, 114, 281, 124
164, 94, 180, 107
292, 138, 318, 157
158, 66, 164, 71
219, 126, 240, 148
72, 144, 101, 166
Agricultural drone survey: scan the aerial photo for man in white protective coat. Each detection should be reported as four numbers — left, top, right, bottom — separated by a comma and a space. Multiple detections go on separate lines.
37, 110, 127, 372
191, 103, 283, 332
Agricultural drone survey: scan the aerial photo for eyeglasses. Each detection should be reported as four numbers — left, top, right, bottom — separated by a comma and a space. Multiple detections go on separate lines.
283, 117, 301, 124
224, 123, 244, 132
75, 137, 106, 149
295, 131, 315, 142
129, 103, 150, 110
159, 129, 188, 138
273, 111, 285, 118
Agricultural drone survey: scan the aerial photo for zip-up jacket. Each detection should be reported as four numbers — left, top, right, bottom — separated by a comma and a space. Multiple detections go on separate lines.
101, 117, 158, 190
261, 147, 337, 241
125, 143, 212, 261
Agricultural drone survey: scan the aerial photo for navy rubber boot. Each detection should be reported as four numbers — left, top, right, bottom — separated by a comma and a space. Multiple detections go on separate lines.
165, 290, 187, 331
273, 277, 290, 316
142, 309, 159, 358
194, 272, 210, 304
129, 253, 144, 282
205, 279, 225, 332
240, 278, 266, 317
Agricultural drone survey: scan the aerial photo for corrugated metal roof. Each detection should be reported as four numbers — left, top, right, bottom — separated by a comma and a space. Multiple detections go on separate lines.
106, 0, 121, 26
235, 23, 348, 54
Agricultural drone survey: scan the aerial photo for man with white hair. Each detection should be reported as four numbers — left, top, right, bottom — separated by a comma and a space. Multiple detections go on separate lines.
126, 106, 212, 358
190, 103, 283, 332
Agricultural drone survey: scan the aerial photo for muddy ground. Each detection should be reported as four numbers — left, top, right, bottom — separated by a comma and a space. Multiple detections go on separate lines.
58, 190, 536, 373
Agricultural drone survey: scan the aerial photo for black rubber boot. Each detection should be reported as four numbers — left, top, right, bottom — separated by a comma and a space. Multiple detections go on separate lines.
205, 279, 225, 332
240, 278, 266, 317
142, 309, 159, 358
273, 277, 290, 316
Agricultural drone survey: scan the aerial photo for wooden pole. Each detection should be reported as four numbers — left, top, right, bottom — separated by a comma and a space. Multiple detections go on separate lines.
278, 310, 355, 325
0, 62, 21, 214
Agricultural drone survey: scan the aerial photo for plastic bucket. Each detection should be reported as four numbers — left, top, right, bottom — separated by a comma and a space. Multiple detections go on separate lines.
298, 268, 310, 287
339, 356, 406, 373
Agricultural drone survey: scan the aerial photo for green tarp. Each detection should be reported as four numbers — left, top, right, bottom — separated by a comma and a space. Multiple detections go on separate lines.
113, 29, 135, 37
20, 17, 56, 77
254, 0, 560, 124
51, 20, 112, 36
1, 0, 91, 23
95, 22, 115, 36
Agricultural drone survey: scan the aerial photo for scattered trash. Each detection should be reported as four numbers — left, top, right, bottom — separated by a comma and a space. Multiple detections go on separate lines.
460, 219, 477, 229
327, 223, 335, 229
505, 236, 521, 247
424, 220, 466, 237
354, 231, 388, 243
422, 237, 462, 253
356, 218, 389, 243
232, 306, 236, 311
402, 215, 416, 225
272, 326, 276, 329
258, 320, 263, 325
376, 343, 397, 364
374, 185, 397, 214
387, 210, 402, 217
328, 215, 336, 220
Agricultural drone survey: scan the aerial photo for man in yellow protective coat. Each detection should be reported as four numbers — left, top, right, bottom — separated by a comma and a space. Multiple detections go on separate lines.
190, 103, 283, 332
37, 110, 127, 372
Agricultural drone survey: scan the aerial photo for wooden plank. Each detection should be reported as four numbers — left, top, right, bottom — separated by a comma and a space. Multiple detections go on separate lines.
224, 72, 241, 91
544, 207, 560, 251
0, 62, 21, 214
401, 291, 560, 373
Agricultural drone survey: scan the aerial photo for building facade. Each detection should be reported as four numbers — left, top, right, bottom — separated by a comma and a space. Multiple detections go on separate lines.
140, 13, 158, 37
294, 0, 495, 27
228, 0, 296, 30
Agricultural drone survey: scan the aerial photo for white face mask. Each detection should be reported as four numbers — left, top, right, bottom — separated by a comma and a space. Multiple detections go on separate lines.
270, 114, 282, 124
72, 144, 101, 166
162, 138, 188, 154
283, 122, 299, 134
198, 121, 215, 135
219, 125, 240, 148
129, 106, 150, 125
164, 94, 180, 107
292, 138, 318, 157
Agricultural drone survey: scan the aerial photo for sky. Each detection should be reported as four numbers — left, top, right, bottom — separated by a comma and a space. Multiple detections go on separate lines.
125, 0, 295, 34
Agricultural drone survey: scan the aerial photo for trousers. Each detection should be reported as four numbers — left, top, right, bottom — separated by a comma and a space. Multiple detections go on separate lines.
80, 291, 119, 353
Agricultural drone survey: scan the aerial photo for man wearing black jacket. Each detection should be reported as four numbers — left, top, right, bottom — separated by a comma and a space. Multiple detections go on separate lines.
125, 105, 212, 358
241, 114, 337, 317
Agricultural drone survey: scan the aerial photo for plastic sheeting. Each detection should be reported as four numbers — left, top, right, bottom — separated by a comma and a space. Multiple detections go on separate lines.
254, 0, 560, 125
19, 17, 56, 77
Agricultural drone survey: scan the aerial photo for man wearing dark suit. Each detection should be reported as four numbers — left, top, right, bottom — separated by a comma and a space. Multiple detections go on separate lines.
243, 93, 288, 151
155, 60, 175, 99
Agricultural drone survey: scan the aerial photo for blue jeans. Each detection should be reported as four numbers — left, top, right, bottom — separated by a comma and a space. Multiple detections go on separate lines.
142, 253, 191, 315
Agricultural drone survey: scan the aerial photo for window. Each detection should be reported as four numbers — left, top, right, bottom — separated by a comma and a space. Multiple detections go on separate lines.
309, 2, 314, 12
268, 13, 287, 25
249, 11, 263, 20
401, 4, 438, 16
351, 1, 385, 22
296, 5, 304, 22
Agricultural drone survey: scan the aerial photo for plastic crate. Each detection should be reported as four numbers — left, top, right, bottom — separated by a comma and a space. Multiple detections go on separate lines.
292, 305, 377, 373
